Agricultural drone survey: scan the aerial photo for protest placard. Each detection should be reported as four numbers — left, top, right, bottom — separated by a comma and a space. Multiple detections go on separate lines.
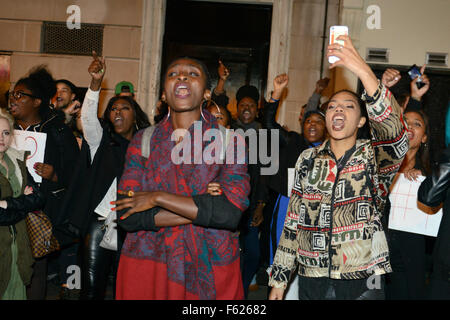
11, 130, 47, 183
388, 174, 443, 237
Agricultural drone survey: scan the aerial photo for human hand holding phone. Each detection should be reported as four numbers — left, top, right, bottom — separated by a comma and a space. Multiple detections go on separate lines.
328, 26, 349, 64
409, 64, 430, 101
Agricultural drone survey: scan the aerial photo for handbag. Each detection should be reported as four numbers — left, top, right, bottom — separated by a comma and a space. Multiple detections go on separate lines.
99, 211, 117, 251
25, 210, 60, 258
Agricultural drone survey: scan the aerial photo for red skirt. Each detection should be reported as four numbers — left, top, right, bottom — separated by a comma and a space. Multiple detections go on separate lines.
115, 254, 244, 300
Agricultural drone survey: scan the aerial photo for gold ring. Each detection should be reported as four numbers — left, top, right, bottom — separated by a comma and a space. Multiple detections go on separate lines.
128, 190, 134, 197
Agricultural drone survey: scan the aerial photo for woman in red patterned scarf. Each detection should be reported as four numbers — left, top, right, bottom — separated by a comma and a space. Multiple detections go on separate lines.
113, 57, 250, 300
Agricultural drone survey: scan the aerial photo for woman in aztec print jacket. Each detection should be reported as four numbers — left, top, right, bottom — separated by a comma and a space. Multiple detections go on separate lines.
269, 35, 409, 300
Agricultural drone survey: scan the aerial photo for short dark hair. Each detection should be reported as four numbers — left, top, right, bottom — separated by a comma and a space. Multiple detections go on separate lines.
163, 57, 212, 91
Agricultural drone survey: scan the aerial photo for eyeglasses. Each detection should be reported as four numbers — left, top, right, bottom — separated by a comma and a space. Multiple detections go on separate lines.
8, 91, 35, 100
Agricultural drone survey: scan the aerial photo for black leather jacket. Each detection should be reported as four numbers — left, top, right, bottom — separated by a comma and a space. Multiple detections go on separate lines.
0, 172, 46, 226
418, 146, 450, 267
418, 146, 450, 207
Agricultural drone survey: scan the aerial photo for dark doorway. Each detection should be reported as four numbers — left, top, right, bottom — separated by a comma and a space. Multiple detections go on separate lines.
162, 0, 272, 117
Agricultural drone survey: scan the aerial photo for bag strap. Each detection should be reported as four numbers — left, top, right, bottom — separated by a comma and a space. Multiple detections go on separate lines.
141, 125, 156, 159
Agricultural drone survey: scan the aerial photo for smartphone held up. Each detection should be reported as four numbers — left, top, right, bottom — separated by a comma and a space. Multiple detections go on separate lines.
328, 26, 349, 64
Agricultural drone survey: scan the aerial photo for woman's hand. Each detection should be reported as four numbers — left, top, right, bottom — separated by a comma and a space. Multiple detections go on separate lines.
218, 60, 230, 81
112, 191, 160, 220
382, 68, 401, 88
207, 182, 223, 196
315, 77, 330, 94
34, 162, 57, 182
404, 168, 422, 181
272, 74, 289, 101
268, 287, 285, 300
410, 65, 430, 101
65, 100, 81, 116
88, 51, 106, 91
24, 186, 34, 195
327, 35, 378, 96
250, 204, 264, 227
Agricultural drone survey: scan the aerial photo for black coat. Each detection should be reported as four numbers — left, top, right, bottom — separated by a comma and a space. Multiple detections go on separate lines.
14, 111, 80, 224
418, 146, 450, 269
55, 126, 129, 245
262, 100, 315, 197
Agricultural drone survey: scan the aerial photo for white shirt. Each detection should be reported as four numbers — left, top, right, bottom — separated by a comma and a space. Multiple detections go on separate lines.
80, 88, 116, 219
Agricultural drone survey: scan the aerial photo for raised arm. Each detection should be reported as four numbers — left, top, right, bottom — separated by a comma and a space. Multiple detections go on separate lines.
211, 60, 230, 108
304, 77, 330, 114
327, 35, 408, 199
80, 51, 106, 158
262, 74, 290, 144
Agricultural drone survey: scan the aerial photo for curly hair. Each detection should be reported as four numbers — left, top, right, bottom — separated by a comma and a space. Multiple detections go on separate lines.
15, 65, 56, 120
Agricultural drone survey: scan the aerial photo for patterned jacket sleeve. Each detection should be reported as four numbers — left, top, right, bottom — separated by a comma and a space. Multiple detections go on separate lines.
361, 82, 409, 201
268, 153, 305, 289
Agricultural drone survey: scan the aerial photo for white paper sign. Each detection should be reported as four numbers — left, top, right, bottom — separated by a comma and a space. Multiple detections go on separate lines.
11, 130, 47, 183
388, 174, 443, 237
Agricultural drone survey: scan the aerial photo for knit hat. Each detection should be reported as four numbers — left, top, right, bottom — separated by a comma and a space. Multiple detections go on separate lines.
236, 85, 259, 104
115, 81, 135, 95
302, 109, 325, 127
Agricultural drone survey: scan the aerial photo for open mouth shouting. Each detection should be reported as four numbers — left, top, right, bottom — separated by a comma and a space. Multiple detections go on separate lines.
174, 83, 191, 99
114, 114, 124, 127
331, 113, 345, 131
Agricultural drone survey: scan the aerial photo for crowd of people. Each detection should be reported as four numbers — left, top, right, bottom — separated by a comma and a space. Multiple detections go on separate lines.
0, 34, 448, 301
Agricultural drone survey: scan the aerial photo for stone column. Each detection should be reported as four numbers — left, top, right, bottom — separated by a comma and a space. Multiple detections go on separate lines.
137, 0, 166, 124
265, 0, 294, 125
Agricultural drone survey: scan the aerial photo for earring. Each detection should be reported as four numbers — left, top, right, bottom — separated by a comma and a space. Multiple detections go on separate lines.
165, 107, 171, 121
208, 99, 221, 114
200, 99, 209, 122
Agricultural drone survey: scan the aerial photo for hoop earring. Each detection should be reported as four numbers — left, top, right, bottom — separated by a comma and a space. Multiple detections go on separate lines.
164, 107, 171, 122
200, 99, 208, 122
208, 99, 221, 115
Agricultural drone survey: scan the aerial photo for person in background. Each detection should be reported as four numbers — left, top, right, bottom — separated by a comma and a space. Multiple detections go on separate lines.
298, 77, 330, 129
269, 35, 408, 300
48, 78, 83, 299
8, 65, 80, 300
381, 66, 433, 300
262, 74, 328, 275
53, 79, 81, 125
207, 102, 232, 129
60, 52, 150, 300
384, 108, 431, 300
115, 81, 135, 98
0, 109, 45, 300
230, 82, 269, 298
381, 65, 430, 113
418, 145, 450, 300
